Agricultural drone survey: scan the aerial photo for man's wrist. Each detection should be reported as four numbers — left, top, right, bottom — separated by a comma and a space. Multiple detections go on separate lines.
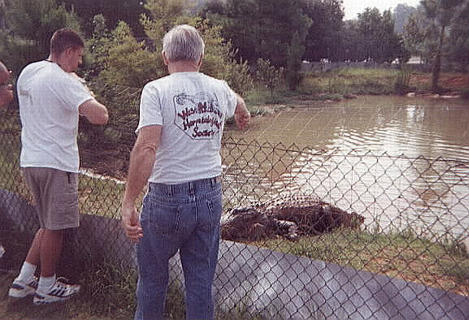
122, 198, 135, 209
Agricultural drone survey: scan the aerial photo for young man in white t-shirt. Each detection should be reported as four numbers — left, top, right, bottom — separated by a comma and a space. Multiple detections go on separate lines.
121, 24, 250, 319
9, 28, 109, 305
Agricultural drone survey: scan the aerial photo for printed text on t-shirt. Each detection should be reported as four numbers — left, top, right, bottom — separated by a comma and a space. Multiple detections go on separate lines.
173, 93, 223, 139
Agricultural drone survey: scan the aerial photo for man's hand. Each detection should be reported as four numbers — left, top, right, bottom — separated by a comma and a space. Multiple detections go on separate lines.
0, 84, 13, 108
234, 95, 250, 130
0, 66, 13, 108
121, 202, 143, 243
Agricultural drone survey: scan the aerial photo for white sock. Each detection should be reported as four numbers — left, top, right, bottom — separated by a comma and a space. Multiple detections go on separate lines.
16, 261, 37, 283
38, 275, 56, 292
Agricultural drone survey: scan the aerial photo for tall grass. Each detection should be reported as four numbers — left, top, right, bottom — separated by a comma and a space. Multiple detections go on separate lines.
254, 228, 469, 295
246, 67, 403, 106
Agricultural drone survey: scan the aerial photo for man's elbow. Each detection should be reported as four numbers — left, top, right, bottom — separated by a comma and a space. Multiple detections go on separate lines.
97, 110, 109, 125
89, 109, 109, 125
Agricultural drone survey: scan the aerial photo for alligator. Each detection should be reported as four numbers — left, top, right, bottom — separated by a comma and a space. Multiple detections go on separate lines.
221, 194, 365, 242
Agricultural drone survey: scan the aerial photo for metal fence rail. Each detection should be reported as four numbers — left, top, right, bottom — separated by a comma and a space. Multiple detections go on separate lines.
1, 109, 468, 319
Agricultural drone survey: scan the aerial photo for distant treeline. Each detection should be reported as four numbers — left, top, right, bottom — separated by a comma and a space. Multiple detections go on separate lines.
0, 0, 467, 93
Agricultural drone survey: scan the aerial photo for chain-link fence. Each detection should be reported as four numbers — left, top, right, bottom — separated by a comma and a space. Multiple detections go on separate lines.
1, 108, 469, 319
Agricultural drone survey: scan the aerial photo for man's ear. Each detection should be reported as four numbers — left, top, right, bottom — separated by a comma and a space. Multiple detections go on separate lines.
197, 54, 203, 68
64, 47, 74, 56
162, 51, 169, 66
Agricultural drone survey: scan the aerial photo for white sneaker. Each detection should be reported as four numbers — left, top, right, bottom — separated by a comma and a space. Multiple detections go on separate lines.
33, 278, 81, 305
8, 277, 38, 298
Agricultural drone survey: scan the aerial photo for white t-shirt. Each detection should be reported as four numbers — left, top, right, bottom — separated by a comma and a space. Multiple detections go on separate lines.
137, 72, 237, 184
18, 61, 93, 172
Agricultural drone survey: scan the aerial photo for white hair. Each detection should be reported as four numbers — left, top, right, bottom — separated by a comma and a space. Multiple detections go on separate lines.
162, 24, 205, 63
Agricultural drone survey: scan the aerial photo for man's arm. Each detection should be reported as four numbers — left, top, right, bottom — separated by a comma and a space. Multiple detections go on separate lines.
121, 125, 161, 242
234, 94, 250, 130
0, 62, 13, 108
79, 99, 109, 125
0, 83, 13, 109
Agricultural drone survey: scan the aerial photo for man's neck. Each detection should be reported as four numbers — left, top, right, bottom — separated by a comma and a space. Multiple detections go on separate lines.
167, 60, 200, 74
47, 54, 68, 72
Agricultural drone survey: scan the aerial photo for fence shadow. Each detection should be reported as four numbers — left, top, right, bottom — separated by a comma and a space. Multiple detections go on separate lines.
1, 133, 469, 319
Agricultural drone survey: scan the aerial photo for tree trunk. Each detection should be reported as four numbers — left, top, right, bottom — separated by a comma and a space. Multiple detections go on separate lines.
432, 25, 446, 93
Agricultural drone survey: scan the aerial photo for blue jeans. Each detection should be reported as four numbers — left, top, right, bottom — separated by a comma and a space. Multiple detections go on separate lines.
135, 177, 223, 320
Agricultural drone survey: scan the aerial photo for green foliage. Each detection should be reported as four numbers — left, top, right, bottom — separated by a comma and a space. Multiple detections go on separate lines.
83, 2, 253, 151
0, 0, 81, 71
447, 1, 469, 71
256, 58, 284, 99
79, 261, 137, 316
286, 32, 305, 91
99, 22, 160, 89
403, 0, 468, 92
357, 8, 405, 63
60, 0, 146, 36
187, 18, 252, 95
301, 0, 344, 62
327, 76, 348, 95
201, 0, 311, 67
394, 64, 412, 95
300, 68, 399, 97
222, 58, 253, 96
141, 0, 193, 49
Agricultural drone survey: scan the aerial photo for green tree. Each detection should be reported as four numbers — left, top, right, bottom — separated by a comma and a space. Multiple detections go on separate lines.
60, 0, 146, 36
357, 8, 404, 63
393, 3, 417, 34
404, 0, 467, 92
141, 0, 253, 94
447, 1, 469, 71
0, 0, 80, 71
286, 32, 304, 90
424, 0, 466, 92
339, 20, 366, 61
201, 0, 311, 67
89, 0, 252, 103
98, 22, 160, 89
256, 58, 284, 99
301, 0, 344, 62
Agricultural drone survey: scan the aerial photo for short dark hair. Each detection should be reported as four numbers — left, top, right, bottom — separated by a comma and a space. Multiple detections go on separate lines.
50, 28, 84, 55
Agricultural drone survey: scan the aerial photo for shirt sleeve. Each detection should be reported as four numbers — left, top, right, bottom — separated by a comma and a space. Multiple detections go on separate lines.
223, 81, 238, 118
136, 83, 163, 134
49, 75, 93, 111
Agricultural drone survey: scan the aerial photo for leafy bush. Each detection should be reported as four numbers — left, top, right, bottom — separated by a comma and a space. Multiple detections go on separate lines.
0, 0, 81, 72
394, 64, 411, 95
256, 58, 284, 99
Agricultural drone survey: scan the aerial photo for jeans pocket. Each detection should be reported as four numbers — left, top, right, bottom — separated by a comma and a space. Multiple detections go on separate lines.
148, 203, 181, 235
205, 196, 222, 230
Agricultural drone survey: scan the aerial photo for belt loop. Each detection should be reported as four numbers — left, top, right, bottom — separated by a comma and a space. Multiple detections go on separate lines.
189, 182, 195, 195
169, 184, 174, 196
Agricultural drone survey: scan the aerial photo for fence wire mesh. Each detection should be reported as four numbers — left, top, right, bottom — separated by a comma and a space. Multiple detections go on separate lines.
0, 107, 468, 319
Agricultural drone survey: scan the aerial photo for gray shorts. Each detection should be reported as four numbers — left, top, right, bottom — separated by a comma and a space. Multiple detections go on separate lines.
22, 167, 79, 230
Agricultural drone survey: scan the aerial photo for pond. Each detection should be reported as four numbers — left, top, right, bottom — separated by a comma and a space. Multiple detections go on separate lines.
223, 95, 469, 239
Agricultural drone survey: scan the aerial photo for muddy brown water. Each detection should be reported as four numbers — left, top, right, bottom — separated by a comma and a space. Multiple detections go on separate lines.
223, 95, 469, 239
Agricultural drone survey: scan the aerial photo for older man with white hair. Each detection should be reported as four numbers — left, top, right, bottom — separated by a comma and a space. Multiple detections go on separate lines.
121, 24, 250, 319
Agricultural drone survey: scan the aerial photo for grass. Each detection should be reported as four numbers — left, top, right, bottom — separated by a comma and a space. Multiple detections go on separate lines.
165, 281, 267, 320
252, 228, 469, 296
0, 225, 134, 320
245, 67, 400, 107
245, 68, 469, 107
